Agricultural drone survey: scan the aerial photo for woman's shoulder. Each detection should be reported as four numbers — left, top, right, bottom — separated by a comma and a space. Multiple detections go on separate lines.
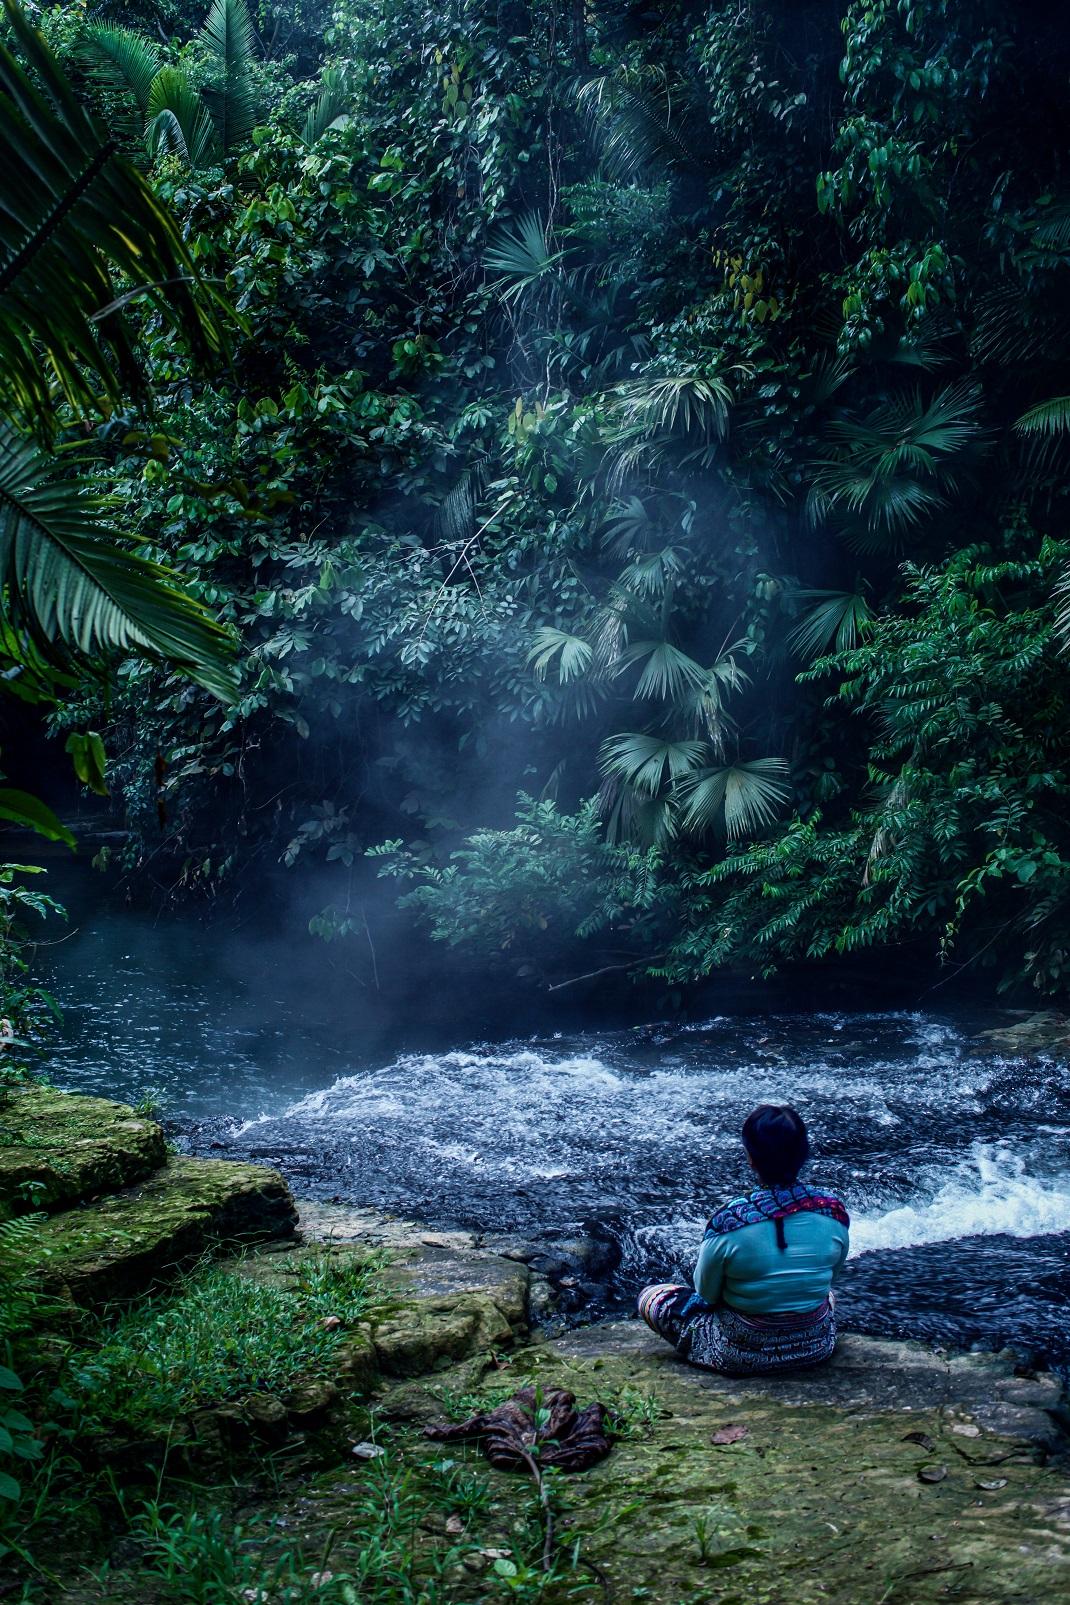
704, 1182, 849, 1239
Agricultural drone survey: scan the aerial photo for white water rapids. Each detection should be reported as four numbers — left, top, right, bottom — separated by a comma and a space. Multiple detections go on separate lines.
41, 922, 1070, 1369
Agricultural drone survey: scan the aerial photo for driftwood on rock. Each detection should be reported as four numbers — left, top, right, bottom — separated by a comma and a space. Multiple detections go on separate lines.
424, 1384, 613, 1471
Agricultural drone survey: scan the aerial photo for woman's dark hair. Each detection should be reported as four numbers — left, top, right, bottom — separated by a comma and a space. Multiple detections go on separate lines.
741, 1104, 810, 1187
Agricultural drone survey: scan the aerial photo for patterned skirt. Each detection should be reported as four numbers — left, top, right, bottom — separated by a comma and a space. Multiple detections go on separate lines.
637, 1282, 836, 1377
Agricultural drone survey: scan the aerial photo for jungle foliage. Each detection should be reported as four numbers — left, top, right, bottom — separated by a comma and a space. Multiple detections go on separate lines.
15, 0, 1070, 998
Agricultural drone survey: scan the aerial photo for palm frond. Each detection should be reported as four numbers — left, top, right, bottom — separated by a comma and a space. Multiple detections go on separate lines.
1032, 206, 1070, 252
0, 423, 237, 700
599, 732, 706, 797
485, 213, 567, 306
611, 373, 733, 440
300, 67, 351, 146
528, 627, 594, 685
685, 651, 750, 747
80, 24, 161, 113
677, 758, 791, 840
808, 381, 983, 536
199, 0, 258, 153
0, 0, 227, 432
614, 639, 707, 702
432, 460, 487, 542
788, 590, 873, 661
147, 68, 217, 167
601, 495, 654, 555
577, 73, 702, 180
1015, 396, 1070, 436
617, 545, 681, 598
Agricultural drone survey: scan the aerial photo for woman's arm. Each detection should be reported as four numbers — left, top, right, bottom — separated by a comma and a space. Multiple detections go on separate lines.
693, 1232, 728, 1305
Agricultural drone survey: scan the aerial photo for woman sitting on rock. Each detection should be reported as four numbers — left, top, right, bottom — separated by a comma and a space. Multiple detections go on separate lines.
638, 1104, 849, 1376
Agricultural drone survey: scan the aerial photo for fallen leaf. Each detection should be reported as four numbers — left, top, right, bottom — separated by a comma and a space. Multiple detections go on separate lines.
320, 1315, 342, 1331
903, 1431, 936, 1451
351, 1441, 386, 1460
479, 1548, 512, 1560
711, 1424, 749, 1445
975, 1478, 1008, 1491
445, 1515, 464, 1535
309, 1574, 334, 1591
918, 1464, 948, 1483
951, 1423, 981, 1437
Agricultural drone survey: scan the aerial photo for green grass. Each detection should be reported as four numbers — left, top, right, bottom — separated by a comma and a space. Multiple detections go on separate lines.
67, 1250, 389, 1434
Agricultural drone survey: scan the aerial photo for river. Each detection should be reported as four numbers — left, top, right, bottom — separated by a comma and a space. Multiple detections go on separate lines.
36, 873, 1070, 1372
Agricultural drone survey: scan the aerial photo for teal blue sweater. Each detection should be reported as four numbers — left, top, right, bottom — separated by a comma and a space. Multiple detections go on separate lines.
694, 1210, 849, 1314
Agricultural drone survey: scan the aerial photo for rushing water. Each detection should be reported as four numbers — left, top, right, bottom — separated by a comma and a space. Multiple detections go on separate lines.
38, 884, 1070, 1371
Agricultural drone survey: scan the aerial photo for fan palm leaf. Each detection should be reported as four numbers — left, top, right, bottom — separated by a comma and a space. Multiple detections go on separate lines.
613, 639, 707, 701
788, 591, 873, 661
485, 212, 567, 306
0, 0, 226, 432
684, 651, 750, 747
677, 758, 791, 839
599, 733, 706, 797
807, 381, 982, 537
0, 423, 237, 700
528, 627, 594, 684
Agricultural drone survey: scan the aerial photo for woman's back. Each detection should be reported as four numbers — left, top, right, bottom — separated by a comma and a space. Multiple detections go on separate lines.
694, 1201, 849, 1314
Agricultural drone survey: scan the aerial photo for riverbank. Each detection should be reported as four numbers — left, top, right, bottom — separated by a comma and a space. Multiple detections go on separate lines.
3, 1084, 1069, 1602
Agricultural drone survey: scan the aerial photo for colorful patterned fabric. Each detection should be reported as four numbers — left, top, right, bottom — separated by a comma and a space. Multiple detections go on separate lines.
704, 1183, 849, 1240
638, 1281, 836, 1377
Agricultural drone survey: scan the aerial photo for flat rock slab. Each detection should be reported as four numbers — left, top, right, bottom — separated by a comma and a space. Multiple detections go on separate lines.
244, 1208, 533, 1382
0, 1084, 165, 1218
556, 1319, 1065, 1445
25, 1155, 297, 1305
399, 1319, 1070, 1604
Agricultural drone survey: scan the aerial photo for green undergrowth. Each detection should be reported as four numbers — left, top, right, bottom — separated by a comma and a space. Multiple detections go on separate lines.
0, 1241, 389, 1588
68, 1250, 390, 1435
1, 1240, 613, 1603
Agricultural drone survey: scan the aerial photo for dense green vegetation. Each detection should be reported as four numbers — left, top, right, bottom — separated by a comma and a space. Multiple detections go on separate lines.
8, 0, 1070, 1000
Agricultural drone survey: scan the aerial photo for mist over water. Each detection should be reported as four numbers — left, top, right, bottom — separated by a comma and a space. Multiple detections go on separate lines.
40, 898, 1070, 1370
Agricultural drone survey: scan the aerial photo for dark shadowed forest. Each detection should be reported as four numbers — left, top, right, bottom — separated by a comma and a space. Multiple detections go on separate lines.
6, 0, 1070, 1018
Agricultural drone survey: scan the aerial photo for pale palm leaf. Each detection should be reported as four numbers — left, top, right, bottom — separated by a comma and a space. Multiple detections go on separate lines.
300, 67, 351, 146
788, 590, 873, 660
528, 627, 594, 684
485, 212, 567, 305
614, 639, 707, 701
599, 732, 706, 797
677, 758, 791, 839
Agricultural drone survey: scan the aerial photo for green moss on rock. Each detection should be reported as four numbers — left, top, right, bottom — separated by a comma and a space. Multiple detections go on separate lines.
23, 1155, 298, 1305
386, 1320, 1070, 1604
0, 1084, 166, 1219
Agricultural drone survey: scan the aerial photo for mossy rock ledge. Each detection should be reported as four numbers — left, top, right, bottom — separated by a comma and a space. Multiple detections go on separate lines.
2, 1085, 298, 1304
0, 1083, 166, 1219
